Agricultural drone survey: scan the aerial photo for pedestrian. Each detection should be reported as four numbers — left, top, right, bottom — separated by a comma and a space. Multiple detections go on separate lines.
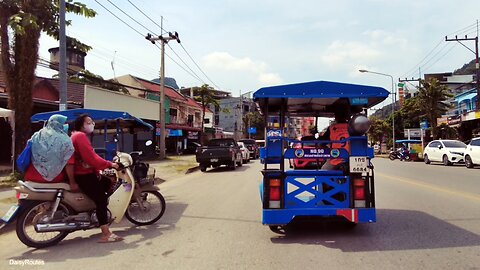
68, 114, 123, 243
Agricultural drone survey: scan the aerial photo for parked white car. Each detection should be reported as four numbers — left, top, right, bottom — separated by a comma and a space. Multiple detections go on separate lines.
464, 137, 480, 168
237, 142, 251, 164
423, 140, 467, 166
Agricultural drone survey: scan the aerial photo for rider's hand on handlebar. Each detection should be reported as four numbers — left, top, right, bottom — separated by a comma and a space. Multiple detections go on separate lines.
111, 163, 120, 170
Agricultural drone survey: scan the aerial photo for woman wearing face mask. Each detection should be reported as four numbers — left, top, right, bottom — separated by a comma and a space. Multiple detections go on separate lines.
24, 114, 75, 184
68, 114, 122, 243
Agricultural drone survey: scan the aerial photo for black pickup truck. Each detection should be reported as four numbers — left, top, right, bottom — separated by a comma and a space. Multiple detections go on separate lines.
196, 138, 243, 172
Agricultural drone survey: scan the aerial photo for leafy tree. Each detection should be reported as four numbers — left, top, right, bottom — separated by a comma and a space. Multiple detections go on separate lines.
243, 111, 265, 139
399, 96, 422, 129
368, 116, 391, 145
437, 123, 458, 139
193, 84, 218, 144
416, 78, 453, 139
0, 0, 95, 157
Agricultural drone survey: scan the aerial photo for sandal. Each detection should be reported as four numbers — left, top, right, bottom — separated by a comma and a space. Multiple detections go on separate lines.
98, 233, 124, 243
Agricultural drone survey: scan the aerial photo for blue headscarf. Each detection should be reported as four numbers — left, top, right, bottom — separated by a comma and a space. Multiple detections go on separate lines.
31, 114, 75, 181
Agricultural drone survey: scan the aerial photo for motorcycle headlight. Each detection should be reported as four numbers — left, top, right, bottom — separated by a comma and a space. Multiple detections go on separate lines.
349, 114, 371, 136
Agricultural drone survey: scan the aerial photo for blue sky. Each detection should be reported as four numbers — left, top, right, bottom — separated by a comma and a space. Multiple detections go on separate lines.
37, 0, 480, 101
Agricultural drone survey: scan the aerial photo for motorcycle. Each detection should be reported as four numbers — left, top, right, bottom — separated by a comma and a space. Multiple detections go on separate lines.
389, 148, 411, 161
1, 148, 166, 248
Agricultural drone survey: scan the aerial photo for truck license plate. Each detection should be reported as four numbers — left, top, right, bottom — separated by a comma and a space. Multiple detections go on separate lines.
1, 205, 19, 223
349, 156, 369, 173
210, 159, 219, 162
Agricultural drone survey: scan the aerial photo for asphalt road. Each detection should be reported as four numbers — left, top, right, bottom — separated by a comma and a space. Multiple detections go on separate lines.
0, 158, 479, 269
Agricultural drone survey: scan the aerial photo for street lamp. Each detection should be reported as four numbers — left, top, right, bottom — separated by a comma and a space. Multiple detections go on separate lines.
359, 69, 396, 148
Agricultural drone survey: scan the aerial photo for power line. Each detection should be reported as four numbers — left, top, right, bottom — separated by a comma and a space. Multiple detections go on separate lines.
92, 0, 207, 84
446, 21, 478, 36
154, 43, 204, 84
402, 21, 480, 78
401, 38, 444, 78
66, 30, 161, 77
93, 0, 145, 37
416, 43, 453, 72
123, 0, 220, 89
126, 0, 166, 34
166, 43, 205, 83
36, 57, 172, 94
104, 0, 159, 35
180, 43, 221, 89
422, 43, 457, 72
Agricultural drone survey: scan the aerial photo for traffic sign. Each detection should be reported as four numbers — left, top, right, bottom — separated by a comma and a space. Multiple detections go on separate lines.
420, 121, 429, 130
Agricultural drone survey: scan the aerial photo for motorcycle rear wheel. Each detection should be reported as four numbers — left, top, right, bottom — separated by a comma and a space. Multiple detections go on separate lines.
125, 191, 166, 225
16, 201, 70, 249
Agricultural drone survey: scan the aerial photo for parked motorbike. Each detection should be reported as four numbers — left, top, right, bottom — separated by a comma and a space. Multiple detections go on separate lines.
389, 148, 411, 161
1, 147, 166, 248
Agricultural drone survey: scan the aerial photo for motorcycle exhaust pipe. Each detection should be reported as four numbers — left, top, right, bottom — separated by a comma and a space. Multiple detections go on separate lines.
35, 222, 91, 232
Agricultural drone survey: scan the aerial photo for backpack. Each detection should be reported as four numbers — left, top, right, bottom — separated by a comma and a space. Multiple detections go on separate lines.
16, 140, 32, 173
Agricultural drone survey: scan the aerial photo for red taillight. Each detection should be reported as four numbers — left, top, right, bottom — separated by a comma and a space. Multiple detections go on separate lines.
353, 179, 365, 200
270, 187, 280, 200
16, 192, 27, 200
268, 179, 281, 208
270, 179, 281, 187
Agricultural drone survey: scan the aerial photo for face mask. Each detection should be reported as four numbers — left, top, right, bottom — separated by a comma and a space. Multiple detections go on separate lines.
63, 124, 69, 133
84, 123, 95, 134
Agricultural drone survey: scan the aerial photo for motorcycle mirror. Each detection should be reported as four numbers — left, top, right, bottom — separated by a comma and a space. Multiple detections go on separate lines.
145, 140, 153, 146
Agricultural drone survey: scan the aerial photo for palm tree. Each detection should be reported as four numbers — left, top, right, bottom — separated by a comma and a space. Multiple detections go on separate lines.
193, 84, 218, 144
0, 0, 95, 158
416, 78, 453, 139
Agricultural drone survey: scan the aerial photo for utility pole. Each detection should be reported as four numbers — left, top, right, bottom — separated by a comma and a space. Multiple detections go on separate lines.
445, 32, 479, 111
359, 70, 396, 148
146, 30, 180, 159
59, 0, 67, 111
399, 77, 421, 97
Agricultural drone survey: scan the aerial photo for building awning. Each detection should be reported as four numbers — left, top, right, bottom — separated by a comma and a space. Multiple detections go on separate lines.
31, 108, 153, 130
456, 92, 477, 103
165, 124, 202, 132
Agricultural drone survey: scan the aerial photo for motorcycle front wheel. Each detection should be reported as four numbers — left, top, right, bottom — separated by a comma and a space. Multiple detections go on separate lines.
16, 201, 70, 248
125, 191, 166, 225
389, 153, 396, 160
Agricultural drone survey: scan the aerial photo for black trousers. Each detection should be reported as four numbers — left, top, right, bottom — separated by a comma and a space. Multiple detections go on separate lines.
75, 173, 110, 226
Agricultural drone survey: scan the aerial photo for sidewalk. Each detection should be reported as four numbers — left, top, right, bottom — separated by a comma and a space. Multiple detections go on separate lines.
0, 154, 198, 218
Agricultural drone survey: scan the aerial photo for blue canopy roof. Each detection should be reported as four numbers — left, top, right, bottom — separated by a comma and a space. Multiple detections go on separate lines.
253, 81, 389, 115
31, 109, 153, 130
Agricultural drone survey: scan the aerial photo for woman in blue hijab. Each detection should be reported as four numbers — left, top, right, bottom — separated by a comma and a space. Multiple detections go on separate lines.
24, 114, 75, 183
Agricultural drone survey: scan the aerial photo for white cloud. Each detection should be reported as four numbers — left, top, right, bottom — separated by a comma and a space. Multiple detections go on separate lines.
321, 41, 382, 69
203, 52, 284, 86
363, 30, 408, 48
258, 73, 284, 85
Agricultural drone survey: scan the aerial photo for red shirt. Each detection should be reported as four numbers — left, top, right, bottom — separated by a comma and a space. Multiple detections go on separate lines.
68, 131, 112, 175
24, 164, 65, 183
